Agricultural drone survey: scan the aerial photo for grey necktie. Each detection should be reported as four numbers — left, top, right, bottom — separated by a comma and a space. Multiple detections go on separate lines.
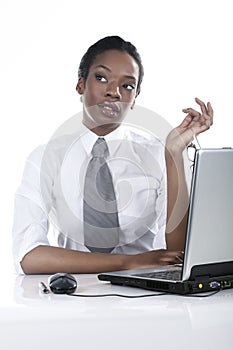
83, 138, 119, 252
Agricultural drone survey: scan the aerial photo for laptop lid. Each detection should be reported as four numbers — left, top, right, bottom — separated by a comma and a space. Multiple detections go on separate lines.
182, 148, 233, 280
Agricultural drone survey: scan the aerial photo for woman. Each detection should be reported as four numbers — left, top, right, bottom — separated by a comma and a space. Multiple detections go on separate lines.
12, 36, 213, 274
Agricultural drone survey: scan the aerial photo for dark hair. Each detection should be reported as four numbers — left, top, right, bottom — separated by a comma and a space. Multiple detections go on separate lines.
78, 36, 144, 95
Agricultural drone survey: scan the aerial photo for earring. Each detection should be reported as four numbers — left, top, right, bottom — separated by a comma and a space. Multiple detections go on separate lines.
80, 95, 83, 103
131, 100, 135, 110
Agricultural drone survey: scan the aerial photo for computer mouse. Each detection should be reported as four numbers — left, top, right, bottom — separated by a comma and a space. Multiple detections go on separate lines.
49, 273, 77, 294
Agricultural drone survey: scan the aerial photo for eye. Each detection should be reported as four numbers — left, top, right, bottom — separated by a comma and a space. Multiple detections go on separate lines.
122, 83, 135, 90
95, 73, 107, 82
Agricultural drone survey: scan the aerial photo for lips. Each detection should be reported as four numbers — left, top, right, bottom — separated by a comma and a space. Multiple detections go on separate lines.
98, 101, 121, 117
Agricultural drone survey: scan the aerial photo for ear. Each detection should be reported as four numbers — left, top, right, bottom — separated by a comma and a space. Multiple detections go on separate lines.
76, 77, 85, 95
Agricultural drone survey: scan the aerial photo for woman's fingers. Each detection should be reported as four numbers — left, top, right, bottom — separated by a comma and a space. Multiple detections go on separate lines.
207, 101, 214, 125
182, 98, 213, 133
182, 107, 201, 119
166, 98, 213, 152
155, 250, 184, 264
195, 97, 208, 115
183, 98, 213, 119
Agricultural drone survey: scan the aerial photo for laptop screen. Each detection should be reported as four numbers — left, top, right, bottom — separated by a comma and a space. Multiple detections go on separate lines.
182, 148, 233, 280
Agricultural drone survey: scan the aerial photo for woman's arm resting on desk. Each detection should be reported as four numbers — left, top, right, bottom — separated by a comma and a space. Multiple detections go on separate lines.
21, 245, 183, 274
165, 97, 213, 251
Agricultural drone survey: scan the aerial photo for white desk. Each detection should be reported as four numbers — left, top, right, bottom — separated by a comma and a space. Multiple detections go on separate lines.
0, 273, 232, 350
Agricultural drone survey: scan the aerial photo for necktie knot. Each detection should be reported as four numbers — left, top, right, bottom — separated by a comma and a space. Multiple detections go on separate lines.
92, 138, 109, 158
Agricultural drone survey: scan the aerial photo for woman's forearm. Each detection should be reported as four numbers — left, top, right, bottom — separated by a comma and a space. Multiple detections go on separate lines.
21, 244, 184, 275
21, 245, 130, 274
165, 148, 189, 251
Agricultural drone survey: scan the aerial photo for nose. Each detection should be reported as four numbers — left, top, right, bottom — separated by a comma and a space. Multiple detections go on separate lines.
105, 82, 121, 100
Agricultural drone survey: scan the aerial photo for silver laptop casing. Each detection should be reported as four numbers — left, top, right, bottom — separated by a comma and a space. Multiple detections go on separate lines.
182, 148, 233, 280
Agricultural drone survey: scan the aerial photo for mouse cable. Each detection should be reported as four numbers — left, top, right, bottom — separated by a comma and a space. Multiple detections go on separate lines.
66, 289, 221, 298
179, 289, 221, 298
66, 292, 166, 298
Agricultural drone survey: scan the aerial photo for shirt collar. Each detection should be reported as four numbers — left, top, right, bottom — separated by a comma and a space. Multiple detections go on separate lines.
81, 125, 125, 157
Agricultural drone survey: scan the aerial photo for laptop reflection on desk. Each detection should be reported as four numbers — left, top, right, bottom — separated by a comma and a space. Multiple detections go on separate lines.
98, 148, 233, 295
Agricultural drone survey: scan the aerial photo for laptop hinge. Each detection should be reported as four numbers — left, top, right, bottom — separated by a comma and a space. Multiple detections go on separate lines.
190, 261, 233, 280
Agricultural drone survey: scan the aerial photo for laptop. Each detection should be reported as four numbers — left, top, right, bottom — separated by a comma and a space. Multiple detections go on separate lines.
98, 148, 233, 294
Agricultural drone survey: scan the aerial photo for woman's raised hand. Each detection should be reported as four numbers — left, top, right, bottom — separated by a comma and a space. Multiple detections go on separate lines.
166, 97, 213, 155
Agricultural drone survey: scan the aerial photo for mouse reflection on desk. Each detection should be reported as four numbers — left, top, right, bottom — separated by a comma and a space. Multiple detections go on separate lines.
49, 273, 77, 294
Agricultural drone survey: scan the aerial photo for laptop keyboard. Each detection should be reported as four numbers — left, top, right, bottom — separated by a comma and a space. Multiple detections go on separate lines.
134, 269, 182, 281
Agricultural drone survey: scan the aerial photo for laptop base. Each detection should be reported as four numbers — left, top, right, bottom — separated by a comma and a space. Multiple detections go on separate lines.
98, 273, 233, 295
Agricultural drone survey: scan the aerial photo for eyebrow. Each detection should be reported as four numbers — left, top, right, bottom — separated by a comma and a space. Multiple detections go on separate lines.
94, 64, 137, 82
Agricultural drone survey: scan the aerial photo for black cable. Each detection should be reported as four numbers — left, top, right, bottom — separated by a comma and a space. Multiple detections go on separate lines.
66, 289, 221, 298
180, 289, 221, 298
66, 292, 166, 298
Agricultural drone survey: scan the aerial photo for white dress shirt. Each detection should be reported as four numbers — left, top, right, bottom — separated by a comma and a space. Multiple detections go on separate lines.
12, 124, 167, 274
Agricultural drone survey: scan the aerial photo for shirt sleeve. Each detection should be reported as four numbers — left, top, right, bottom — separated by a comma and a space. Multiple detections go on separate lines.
150, 142, 167, 250
12, 145, 50, 274
153, 161, 167, 250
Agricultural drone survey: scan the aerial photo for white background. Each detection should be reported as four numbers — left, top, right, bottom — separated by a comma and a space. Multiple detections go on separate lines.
0, 0, 232, 272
